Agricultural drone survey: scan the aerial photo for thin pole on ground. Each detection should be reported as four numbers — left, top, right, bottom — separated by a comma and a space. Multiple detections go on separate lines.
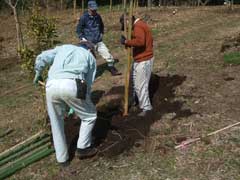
175, 121, 240, 149
0, 136, 50, 166
123, 0, 133, 116
0, 131, 46, 160
0, 143, 54, 179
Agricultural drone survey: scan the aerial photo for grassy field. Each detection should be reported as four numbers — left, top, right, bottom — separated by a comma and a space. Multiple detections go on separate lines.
0, 5, 240, 180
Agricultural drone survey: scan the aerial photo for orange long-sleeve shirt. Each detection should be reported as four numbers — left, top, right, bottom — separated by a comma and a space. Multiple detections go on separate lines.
125, 19, 153, 62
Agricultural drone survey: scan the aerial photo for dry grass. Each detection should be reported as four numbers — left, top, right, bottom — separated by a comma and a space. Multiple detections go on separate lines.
0, 6, 240, 180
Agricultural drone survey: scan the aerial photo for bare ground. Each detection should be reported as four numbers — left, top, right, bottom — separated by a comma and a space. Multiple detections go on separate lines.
0, 6, 240, 180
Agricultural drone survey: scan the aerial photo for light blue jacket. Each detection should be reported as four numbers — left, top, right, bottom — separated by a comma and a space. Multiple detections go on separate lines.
34, 44, 96, 89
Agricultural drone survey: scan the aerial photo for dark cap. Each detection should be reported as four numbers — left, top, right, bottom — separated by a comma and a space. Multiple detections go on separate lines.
77, 41, 96, 57
77, 41, 95, 51
88, 1, 98, 10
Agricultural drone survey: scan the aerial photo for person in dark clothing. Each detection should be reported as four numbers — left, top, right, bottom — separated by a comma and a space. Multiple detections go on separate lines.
76, 0, 121, 76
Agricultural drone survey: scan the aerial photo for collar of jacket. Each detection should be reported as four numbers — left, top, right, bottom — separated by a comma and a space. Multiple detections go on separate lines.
134, 18, 140, 25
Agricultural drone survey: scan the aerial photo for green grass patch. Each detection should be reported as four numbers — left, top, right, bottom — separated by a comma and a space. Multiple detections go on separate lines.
223, 52, 240, 65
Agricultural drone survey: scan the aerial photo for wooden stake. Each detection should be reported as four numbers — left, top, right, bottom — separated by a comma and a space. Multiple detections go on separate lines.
175, 121, 240, 149
123, 0, 133, 116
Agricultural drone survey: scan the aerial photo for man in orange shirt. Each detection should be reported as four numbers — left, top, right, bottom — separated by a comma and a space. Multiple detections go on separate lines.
120, 15, 154, 117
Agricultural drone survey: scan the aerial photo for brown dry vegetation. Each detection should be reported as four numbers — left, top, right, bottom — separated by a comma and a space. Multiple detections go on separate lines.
0, 6, 240, 180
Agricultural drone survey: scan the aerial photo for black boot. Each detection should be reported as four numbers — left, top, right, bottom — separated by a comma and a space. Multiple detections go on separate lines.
59, 160, 70, 168
108, 66, 121, 76
76, 147, 98, 159
137, 110, 152, 117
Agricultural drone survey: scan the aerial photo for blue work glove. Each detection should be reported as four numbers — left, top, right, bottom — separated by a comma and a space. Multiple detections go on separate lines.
33, 71, 43, 86
120, 35, 126, 45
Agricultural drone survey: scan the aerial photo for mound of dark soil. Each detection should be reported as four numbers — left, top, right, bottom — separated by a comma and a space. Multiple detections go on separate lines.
64, 73, 195, 159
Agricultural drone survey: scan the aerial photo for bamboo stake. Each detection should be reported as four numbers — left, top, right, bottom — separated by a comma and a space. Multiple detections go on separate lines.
0, 131, 47, 161
0, 144, 54, 179
123, 0, 133, 116
0, 136, 50, 166
123, 0, 127, 38
175, 121, 240, 149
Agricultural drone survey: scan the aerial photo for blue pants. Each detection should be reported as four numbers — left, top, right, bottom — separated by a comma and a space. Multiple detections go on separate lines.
46, 79, 97, 163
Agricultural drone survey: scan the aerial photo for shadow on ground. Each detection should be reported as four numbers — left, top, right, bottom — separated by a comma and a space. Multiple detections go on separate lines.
65, 73, 194, 160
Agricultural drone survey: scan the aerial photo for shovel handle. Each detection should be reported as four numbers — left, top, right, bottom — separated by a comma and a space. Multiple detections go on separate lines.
38, 81, 45, 87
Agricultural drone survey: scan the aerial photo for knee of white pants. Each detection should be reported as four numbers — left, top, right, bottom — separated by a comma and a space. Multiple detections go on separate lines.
96, 42, 114, 62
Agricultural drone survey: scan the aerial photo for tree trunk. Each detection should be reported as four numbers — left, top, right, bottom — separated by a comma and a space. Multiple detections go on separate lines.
110, 0, 112, 11
13, 8, 22, 51
202, 0, 210, 6
197, 0, 201, 6
134, 0, 138, 10
5, 0, 24, 56
60, 0, 63, 10
73, 0, 77, 16
231, 0, 234, 10
46, 0, 49, 10
147, 0, 152, 9
82, 0, 84, 14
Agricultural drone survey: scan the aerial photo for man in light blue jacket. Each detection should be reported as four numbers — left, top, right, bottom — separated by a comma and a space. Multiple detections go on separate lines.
33, 42, 98, 166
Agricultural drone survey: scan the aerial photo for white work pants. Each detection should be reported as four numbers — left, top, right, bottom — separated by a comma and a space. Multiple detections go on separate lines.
46, 79, 97, 163
132, 57, 154, 111
95, 41, 114, 66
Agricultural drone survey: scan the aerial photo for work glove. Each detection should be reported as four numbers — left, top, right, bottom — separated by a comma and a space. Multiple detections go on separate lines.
120, 35, 126, 45
68, 108, 75, 117
80, 37, 87, 42
33, 72, 43, 86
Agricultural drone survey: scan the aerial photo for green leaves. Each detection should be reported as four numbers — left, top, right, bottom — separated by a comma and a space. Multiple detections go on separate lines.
27, 12, 58, 51
20, 11, 58, 78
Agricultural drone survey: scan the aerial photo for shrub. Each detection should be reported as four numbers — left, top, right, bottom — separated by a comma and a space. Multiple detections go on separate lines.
20, 10, 58, 78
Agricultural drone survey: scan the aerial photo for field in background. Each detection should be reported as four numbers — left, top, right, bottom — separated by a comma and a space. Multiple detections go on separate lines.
0, 6, 240, 180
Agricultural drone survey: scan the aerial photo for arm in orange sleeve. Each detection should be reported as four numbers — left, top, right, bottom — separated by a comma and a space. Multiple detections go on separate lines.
125, 26, 145, 47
